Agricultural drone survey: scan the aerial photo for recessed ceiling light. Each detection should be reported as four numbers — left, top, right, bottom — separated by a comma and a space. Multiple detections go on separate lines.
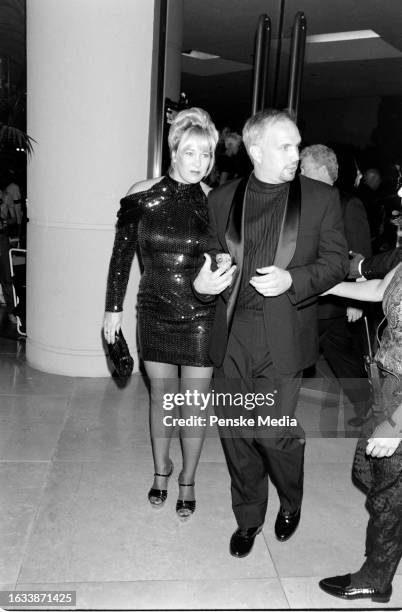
307, 29, 379, 43
182, 50, 220, 60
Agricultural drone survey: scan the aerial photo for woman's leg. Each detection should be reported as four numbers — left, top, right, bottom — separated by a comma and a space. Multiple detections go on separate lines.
144, 361, 178, 498
178, 365, 213, 504
352, 449, 402, 590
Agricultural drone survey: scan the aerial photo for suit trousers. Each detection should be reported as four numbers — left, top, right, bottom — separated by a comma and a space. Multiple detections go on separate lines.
213, 309, 305, 528
319, 316, 370, 418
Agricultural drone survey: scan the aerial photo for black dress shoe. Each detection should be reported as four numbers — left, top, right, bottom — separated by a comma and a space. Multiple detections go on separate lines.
230, 526, 262, 558
347, 416, 367, 427
274, 507, 301, 541
319, 573, 392, 603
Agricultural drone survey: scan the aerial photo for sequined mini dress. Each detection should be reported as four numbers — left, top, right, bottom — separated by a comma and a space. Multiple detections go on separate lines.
105, 175, 215, 366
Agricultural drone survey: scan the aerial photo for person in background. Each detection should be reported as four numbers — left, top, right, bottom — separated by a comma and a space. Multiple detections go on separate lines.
5, 173, 22, 226
319, 262, 402, 604
0, 186, 17, 324
217, 132, 252, 185
104, 108, 219, 520
349, 247, 402, 280
300, 144, 372, 427
348, 184, 402, 279
5, 172, 23, 243
357, 168, 384, 252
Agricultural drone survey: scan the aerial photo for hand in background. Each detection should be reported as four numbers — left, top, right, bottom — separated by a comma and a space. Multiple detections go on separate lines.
346, 306, 363, 322
348, 251, 365, 279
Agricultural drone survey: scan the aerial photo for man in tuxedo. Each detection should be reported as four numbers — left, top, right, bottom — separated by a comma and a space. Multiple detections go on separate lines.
300, 144, 372, 427
194, 109, 348, 557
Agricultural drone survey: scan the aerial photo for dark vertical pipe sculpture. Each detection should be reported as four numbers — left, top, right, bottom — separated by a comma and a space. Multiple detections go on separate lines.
272, 0, 286, 107
251, 14, 270, 115
287, 11, 307, 121
259, 16, 271, 110
147, 0, 168, 178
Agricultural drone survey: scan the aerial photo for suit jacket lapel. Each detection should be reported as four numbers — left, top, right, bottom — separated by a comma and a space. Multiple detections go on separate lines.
273, 176, 301, 269
225, 176, 249, 324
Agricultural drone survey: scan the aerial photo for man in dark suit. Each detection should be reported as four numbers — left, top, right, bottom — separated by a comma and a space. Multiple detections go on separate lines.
194, 109, 348, 557
300, 144, 372, 427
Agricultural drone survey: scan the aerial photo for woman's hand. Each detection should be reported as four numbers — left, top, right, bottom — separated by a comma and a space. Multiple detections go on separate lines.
366, 421, 402, 457
103, 311, 123, 344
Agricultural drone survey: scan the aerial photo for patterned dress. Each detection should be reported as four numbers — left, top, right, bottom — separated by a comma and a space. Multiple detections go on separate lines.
105, 175, 215, 366
352, 263, 402, 590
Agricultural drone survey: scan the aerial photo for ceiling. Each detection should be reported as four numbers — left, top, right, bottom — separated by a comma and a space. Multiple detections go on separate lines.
180, 0, 402, 126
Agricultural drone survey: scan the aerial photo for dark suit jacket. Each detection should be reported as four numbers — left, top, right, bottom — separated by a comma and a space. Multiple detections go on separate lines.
318, 189, 371, 319
362, 247, 402, 279
201, 174, 349, 374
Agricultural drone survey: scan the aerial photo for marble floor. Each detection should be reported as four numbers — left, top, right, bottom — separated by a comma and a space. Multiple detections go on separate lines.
1, 334, 402, 611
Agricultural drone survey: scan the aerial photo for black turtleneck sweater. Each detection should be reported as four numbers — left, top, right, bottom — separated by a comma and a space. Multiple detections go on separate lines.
237, 173, 289, 311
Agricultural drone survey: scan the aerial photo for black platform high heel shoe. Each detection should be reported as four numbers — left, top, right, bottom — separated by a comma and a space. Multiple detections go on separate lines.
148, 461, 174, 508
176, 482, 196, 520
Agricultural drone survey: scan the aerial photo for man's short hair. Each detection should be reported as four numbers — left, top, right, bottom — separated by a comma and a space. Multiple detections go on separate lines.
242, 108, 296, 155
300, 144, 338, 183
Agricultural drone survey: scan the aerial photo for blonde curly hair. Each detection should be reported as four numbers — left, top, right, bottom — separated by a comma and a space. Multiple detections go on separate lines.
168, 107, 219, 176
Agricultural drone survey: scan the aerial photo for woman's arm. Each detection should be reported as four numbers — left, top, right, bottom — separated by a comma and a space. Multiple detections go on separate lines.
324, 265, 398, 302
103, 185, 145, 343
103, 220, 138, 343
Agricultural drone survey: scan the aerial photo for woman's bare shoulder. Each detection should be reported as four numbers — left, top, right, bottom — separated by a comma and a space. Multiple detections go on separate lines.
200, 181, 212, 196
126, 176, 163, 196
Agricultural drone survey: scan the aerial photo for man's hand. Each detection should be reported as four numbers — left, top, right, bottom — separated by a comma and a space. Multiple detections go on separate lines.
249, 266, 292, 297
346, 306, 363, 322
193, 253, 236, 295
348, 251, 365, 279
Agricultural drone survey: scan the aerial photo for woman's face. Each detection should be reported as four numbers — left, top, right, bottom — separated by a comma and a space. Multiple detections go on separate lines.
171, 134, 212, 184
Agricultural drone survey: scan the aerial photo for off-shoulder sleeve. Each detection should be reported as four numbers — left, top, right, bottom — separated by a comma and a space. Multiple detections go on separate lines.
105, 195, 141, 312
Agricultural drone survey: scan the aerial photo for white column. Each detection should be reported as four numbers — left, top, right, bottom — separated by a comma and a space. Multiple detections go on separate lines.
26, 0, 155, 376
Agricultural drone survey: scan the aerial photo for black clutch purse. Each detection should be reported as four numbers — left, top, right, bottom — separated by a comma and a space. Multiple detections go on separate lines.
107, 330, 134, 379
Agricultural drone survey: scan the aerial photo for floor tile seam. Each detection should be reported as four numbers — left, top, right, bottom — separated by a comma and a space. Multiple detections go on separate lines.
14, 395, 77, 585
2, 456, 353, 466
15, 577, 284, 585
261, 531, 292, 609
0, 460, 51, 464
14, 460, 55, 587
276, 575, 300, 609
0, 392, 73, 399
48, 392, 77, 465
261, 532, 291, 608
261, 530, 280, 581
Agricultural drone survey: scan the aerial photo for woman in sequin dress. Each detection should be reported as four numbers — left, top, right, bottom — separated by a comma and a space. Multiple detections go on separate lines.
319, 262, 402, 603
104, 108, 221, 519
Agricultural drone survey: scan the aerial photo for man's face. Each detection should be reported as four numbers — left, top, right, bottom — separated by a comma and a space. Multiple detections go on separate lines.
364, 170, 381, 191
251, 119, 301, 183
